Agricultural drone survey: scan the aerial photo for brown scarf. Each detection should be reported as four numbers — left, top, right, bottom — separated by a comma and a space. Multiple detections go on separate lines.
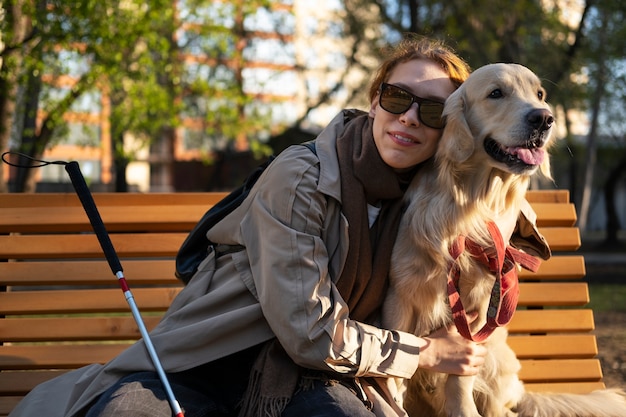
239, 112, 414, 417
335, 111, 409, 322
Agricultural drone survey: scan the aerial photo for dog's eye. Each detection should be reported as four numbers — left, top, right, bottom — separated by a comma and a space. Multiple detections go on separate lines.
538, 90, 545, 101
488, 89, 503, 99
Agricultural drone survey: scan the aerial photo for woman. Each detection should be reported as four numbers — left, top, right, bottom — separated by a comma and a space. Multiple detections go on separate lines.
10, 36, 482, 417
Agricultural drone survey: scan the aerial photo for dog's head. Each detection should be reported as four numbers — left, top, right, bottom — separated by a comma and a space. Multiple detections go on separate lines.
438, 63, 555, 179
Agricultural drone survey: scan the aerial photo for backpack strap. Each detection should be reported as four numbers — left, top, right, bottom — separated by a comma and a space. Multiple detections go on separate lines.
302, 140, 317, 155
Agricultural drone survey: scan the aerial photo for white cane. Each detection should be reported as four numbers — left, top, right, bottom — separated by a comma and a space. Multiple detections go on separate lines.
64, 161, 185, 417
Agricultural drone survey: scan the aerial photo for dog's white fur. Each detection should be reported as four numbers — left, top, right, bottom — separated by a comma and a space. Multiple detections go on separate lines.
383, 63, 626, 417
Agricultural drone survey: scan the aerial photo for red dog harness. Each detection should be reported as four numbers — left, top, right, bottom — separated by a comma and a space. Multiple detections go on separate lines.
447, 221, 541, 342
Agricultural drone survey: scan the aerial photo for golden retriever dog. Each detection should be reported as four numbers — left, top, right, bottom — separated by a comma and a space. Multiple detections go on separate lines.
383, 63, 626, 417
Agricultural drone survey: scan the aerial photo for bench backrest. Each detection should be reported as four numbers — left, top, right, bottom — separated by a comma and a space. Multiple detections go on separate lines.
0, 190, 601, 416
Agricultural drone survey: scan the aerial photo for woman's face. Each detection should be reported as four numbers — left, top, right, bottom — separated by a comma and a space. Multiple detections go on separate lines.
369, 59, 457, 171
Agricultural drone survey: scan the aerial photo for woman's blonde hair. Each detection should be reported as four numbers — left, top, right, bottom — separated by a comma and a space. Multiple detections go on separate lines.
368, 35, 471, 102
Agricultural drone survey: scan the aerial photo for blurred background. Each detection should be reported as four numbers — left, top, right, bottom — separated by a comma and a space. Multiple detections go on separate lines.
1, 1, 624, 237
1, 0, 624, 385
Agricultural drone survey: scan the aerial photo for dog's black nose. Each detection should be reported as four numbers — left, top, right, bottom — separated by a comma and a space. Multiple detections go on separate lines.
527, 109, 554, 131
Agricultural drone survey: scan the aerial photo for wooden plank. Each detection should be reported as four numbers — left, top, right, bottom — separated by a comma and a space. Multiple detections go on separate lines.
0, 316, 163, 342
518, 282, 589, 306
519, 256, 586, 281
0, 193, 83, 208
5, 347, 603, 383
0, 255, 582, 287
508, 309, 595, 333
0, 344, 129, 370
0, 205, 210, 233
537, 227, 581, 251
0, 397, 24, 416
0, 312, 596, 349
0, 191, 575, 227
530, 203, 577, 227
0, 256, 583, 287
0, 370, 69, 395
0, 288, 182, 315
0, 260, 180, 286
525, 190, 570, 203
524, 381, 606, 393
0, 233, 186, 259
2, 234, 581, 264
507, 334, 598, 359
0, 192, 228, 208
518, 359, 603, 382
1, 283, 587, 315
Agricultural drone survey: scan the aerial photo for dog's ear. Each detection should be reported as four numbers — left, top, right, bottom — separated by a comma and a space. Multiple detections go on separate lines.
439, 88, 475, 163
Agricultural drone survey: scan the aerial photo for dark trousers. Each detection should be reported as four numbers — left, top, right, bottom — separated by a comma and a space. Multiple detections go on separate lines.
85, 344, 375, 417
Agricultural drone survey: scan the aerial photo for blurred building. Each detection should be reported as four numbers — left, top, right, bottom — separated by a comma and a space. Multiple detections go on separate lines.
24, 0, 376, 192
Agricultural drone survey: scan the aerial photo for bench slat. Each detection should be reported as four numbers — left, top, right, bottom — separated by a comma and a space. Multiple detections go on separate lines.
518, 359, 603, 382
537, 227, 581, 251
524, 382, 606, 393
0, 256, 585, 287
0, 370, 69, 395
529, 203, 577, 227
2, 346, 604, 381
2, 348, 603, 380
0, 229, 582, 260
0, 233, 186, 259
1, 397, 24, 417
0, 282, 588, 315
0, 316, 162, 342
507, 309, 595, 333
0, 205, 212, 233
2, 325, 597, 359
0, 230, 579, 259
0, 192, 228, 208
1, 310, 595, 342
507, 335, 598, 358
0, 344, 131, 370
0, 202, 576, 233
519, 256, 586, 281
0, 288, 182, 315
0, 260, 179, 286
518, 282, 589, 306
525, 190, 570, 203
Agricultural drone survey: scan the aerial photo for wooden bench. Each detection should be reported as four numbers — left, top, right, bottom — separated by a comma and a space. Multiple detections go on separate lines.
0, 190, 602, 416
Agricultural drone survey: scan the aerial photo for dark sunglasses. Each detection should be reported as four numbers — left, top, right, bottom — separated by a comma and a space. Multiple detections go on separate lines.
378, 83, 445, 129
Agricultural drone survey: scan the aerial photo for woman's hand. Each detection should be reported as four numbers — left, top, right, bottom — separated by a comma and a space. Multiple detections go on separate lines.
416, 317, 487, 376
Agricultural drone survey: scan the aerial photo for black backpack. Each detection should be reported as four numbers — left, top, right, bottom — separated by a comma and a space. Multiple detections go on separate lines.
175, 141, 317, 284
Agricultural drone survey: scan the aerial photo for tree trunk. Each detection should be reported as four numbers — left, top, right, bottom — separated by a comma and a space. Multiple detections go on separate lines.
113, 132, 130, 193
604, 155, 626, 243
0, 0, 32, 193
578, 11, 609, 231
14, 70, 43, 193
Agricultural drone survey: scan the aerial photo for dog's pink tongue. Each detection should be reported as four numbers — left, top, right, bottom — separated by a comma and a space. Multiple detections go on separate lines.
510, 147, 545, 165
